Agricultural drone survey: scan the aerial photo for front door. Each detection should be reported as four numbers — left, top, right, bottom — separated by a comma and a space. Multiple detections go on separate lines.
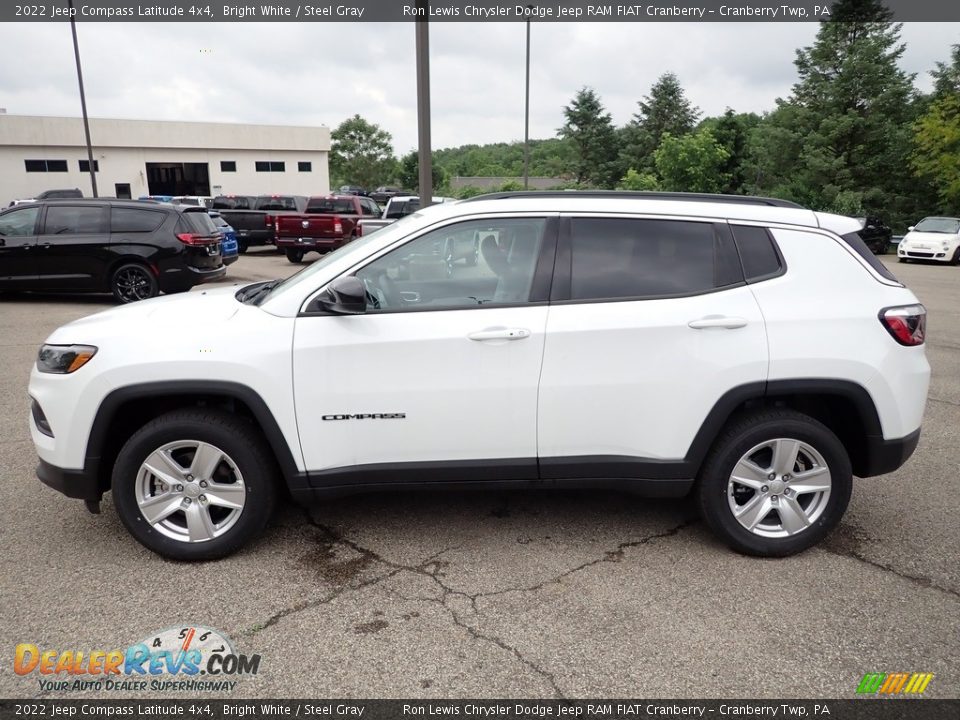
0, 205, 40, 286
292, 215, 556, 485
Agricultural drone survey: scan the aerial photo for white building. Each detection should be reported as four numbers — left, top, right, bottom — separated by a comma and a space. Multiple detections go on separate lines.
0, 115, 331, 204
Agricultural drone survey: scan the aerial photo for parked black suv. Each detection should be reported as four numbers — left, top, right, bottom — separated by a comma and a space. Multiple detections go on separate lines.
0, 200, 225, 303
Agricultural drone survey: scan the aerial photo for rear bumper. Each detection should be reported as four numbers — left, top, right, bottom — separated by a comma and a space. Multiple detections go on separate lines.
37, 458, 102, 501
860, 429, 921, 477
276, 236, 347, 251
236, 230, 274, 246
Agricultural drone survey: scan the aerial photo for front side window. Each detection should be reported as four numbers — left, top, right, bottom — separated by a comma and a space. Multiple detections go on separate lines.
0, 206, 40, 236
355, 218, 545, 312
568, 218, 740, 301
42, 205, 106, 235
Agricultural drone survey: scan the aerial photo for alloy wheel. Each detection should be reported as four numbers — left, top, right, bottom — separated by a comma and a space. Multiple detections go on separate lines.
727, 438, 832, 538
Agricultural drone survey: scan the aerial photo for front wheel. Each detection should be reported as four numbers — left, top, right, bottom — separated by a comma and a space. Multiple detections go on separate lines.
696, 409, 852, 557
111, 409, 277, 560
951, 247, 960, 266
111, 263, 159, 304
286, 248, 305, 263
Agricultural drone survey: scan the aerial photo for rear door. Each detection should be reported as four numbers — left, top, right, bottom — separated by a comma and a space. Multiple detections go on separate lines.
0, 205, 41, 286
537, 216, 768, 484
36, 203, 110, 290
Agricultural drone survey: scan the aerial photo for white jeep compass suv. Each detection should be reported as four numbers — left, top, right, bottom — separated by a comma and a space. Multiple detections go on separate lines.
28, 192, 930, 560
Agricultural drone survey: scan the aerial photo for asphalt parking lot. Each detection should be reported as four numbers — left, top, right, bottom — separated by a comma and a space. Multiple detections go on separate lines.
0, 249, 957, 699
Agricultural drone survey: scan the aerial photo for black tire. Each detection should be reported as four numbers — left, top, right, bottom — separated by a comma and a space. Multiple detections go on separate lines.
111, 263, 159, 304
951, 247, 960, 266
286, 248, 305, 264
111, 409, 278, 561
898, 257, 908, 263
237, 240, 249, 254
696, 409, 852, 557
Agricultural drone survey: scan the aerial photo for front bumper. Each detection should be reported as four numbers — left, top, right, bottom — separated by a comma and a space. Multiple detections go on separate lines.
37, 458, 102, 501
898, 246, 952, 261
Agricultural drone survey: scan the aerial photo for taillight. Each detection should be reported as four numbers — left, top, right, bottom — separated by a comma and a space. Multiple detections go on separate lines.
355, 224, 362, 237
334, 220, 343, 234
880, 304, 926, 346
265, 214, 274, 228
176, 233, 213, 246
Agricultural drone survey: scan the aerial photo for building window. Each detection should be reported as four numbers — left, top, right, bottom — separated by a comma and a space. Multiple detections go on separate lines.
255, 161, 286, 172
298, 161, 312, 172
25, 159, 68, 172
220, 161, 236, 172
78, 159, 100, 172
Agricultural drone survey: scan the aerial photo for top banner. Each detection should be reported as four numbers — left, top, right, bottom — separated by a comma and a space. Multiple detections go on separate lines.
4, 0, 960, 22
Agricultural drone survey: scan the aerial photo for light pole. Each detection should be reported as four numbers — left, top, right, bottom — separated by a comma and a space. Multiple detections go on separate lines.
68, 0, 98, 197
523, 10, 533, 190
415, 1, 433, 207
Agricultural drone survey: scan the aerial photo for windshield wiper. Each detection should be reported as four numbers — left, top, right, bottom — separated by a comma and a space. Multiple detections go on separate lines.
238, 279, 281, 304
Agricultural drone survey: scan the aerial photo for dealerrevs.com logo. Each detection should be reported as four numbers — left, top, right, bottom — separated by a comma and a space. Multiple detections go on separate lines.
856, 672, 935, 696
14, 625, 260, 693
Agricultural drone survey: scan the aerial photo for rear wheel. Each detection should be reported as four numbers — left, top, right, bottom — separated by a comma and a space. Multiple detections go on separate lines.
237, 240, 249, 254
111, 409, 277, 561
696, 409, 852, 557
111, 263, 158, 304
286, 248, 305, 263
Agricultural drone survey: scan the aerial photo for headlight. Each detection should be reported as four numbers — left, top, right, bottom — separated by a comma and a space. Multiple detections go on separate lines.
36, 344, 98, 374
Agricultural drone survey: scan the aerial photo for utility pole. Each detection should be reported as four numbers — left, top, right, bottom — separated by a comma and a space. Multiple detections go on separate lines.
415, 2, 432, 207
523, 16, 531, 190
68, 0, 98, 197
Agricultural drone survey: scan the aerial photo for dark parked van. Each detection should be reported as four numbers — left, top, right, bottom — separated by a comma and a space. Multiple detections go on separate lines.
0, 199, 225, 303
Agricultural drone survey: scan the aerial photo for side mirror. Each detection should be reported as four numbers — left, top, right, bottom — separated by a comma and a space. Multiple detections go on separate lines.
317, 276, 367, 315
907, 226, 915, 232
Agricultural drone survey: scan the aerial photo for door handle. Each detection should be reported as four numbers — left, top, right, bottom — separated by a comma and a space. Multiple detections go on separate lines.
687, 316, 748, 330
468, 327, 531, 341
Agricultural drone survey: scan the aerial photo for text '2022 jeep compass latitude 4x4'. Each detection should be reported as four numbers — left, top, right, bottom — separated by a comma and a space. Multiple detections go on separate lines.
28, 192, 930, 560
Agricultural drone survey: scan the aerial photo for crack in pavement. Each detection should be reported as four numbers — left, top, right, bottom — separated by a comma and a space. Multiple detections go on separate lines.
275, 510, 696, 698
824, 545, 960, 601
928, 395, 960, 407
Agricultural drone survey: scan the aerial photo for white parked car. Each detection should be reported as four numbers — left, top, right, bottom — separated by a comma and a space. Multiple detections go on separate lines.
28, 191, 930, 560
898, 216, 960, 264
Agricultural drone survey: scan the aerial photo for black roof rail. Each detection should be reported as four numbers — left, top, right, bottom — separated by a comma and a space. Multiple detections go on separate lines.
459, 190, 805, 209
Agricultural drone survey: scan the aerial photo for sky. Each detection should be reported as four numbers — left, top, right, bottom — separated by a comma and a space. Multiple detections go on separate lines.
0, 21, 956, 154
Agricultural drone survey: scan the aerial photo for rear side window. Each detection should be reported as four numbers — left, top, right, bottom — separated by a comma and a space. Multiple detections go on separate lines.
730, 225, 784, 281
306, 199, 356, 214
255, 196, 298, 211
42, 205, 106, 235
212, 196, 252, 210
180, 210, 218, 235
567, 218, 741, 301
840, 230, 899, 282
111, 208, 165, 233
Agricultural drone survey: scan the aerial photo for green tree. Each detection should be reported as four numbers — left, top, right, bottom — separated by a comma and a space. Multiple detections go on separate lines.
398, 150, 448, 194
654, 130, 730, 193
752, 0, 919, 224
621, 73, 701, 175
700, 110, 761, 194
329, 114, 397, 190
912, 93, 960, 209
558, 87, 619, 187
617, 169, 660, 191
931, 44, 960, 100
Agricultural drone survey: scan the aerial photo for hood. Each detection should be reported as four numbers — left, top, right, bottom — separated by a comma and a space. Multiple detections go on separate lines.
901, 231, 958, 246
47, 286, 243, 342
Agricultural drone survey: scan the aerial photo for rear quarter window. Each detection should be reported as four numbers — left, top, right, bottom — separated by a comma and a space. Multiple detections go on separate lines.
730, 225, 785, 282
180, 210, 218, 235
840, 230, 899, 282
111, 207, 166, 233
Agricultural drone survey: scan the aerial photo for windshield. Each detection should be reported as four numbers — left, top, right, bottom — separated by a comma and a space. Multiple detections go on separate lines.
263, 212, 426, 303
914, 217, 960, 234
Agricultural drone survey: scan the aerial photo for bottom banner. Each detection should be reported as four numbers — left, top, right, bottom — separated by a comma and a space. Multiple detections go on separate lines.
1, 700, 958, 720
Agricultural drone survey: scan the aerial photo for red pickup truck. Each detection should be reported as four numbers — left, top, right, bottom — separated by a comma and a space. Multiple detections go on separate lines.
274, 194, 381, 263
